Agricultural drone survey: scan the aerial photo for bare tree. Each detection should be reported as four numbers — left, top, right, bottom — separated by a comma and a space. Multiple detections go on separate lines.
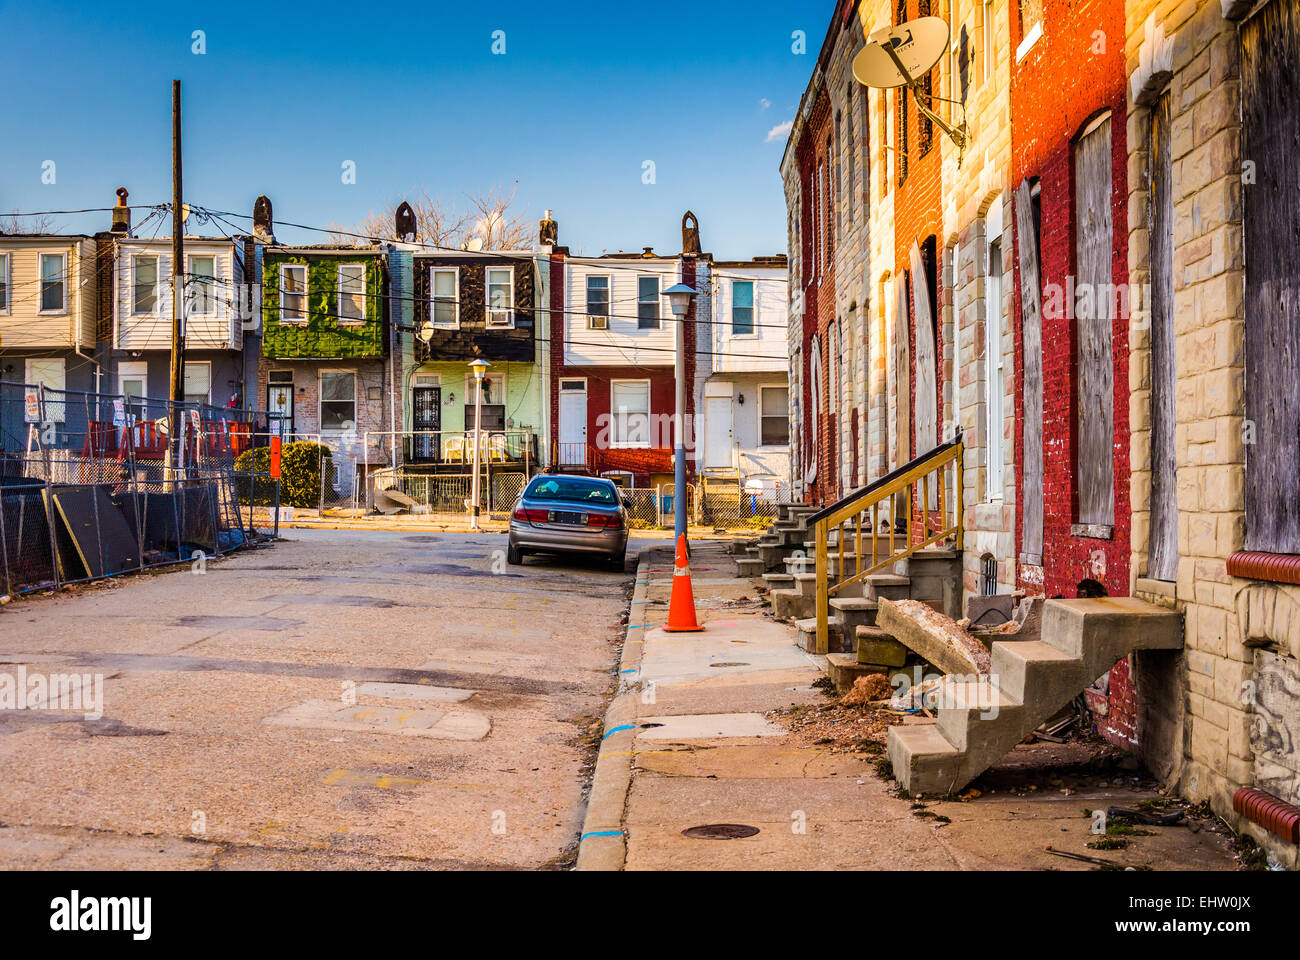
0, 211, 59, 234
327, 185, 531, 250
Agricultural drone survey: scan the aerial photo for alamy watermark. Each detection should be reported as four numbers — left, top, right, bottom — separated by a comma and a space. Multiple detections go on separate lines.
0, 666, 103, 720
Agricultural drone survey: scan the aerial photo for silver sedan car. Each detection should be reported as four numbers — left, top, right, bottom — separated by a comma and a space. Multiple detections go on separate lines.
507, 474, 630, 571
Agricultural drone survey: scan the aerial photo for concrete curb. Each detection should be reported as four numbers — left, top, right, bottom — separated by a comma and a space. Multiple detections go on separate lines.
574, 547, 661, 870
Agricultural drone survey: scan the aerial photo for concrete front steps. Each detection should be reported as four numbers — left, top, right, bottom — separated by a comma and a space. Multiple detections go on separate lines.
887, 597, 1183, 796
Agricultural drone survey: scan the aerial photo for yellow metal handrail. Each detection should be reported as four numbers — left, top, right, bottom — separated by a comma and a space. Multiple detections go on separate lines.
811, 437, 964, 652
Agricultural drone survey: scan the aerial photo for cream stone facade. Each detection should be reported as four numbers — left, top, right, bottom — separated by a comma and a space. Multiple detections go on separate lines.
1125, 0, 1300, 866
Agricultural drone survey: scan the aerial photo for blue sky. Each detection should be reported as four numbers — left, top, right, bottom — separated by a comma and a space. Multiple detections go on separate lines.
0, 0, 829, 257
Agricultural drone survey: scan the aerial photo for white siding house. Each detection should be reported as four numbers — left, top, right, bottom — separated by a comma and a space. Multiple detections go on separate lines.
696, 257, 791, 493
562, 257, 684, 367
113, 237, 244, 352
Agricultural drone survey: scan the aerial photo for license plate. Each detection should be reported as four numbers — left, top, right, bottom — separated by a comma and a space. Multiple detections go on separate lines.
550, 510, 587, 525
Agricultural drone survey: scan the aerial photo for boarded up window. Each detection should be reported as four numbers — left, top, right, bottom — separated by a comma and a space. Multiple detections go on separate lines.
895, 273, 912, 466
1148, 93, 1179, 580
1242, 0, 1300, 554
1073, 114, 1115, 527
910, 240, 939, 455
1015, 179, 1044, 560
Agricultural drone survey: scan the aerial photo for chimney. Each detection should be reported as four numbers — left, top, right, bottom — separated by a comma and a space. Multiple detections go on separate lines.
395, 201, 416, 243
110, 187, 131, 234
539, 209, 558, 246
641, 246, 655, 258
682, 210, 701, 256
253, 195, 274, 243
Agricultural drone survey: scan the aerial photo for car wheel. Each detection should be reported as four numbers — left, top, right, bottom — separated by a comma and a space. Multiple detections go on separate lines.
507, 543, 524, 565
608, 550, 626, 572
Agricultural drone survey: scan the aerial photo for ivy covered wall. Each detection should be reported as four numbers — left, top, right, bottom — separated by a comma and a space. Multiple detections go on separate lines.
262, 252, 386, 358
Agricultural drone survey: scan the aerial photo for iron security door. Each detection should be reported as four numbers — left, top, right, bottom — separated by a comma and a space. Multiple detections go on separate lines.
413, 386, 441, 462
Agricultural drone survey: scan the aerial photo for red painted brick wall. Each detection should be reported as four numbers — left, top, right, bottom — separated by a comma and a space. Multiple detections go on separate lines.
1009, 0, 1133, 749
893, 0, 944, 467
1009, 0, 1131, 600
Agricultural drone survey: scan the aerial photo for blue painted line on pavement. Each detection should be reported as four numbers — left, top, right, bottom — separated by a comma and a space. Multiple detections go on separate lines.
580, 830, 624, 841
620, 669, 638, 674
601, 724, 635, 741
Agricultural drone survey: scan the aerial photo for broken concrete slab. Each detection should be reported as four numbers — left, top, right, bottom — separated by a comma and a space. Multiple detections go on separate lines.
877, 598, 992, 676
966, 593, 1014, 626
355, 681, 474, 703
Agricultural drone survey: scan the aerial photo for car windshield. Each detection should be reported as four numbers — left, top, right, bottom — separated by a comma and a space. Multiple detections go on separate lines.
526, 477, 618, 505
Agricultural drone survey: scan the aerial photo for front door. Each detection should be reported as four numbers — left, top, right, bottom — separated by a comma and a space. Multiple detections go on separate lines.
412, 386, 441, 461
267, 383, 294, 438
118, 361, 148, 422
559, 380, 587, 467
706, 396, 733, 469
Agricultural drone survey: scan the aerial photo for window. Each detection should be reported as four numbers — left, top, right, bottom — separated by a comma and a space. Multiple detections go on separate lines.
610, 380, 650, 448
637, 276, 660, 329
486, 267, 513, 326
431, 268, 458, 326
319, 371, 356, 432
846, 89, 856, 226
338, 263, 366, 322
39, 253, 65, 313
118, 361, 148, 421
731, 280, 755, 335
25, 359, 65, 423
464, 373, 506, 430
133, 256, 158, 314
188, 255, 216, 315
1017, 0, 1044, 59
760, 385, 789, 446
280, 264, 307, 322
0, 252, 9, 313
586, 275, 610, 327
183, 361, 211, 406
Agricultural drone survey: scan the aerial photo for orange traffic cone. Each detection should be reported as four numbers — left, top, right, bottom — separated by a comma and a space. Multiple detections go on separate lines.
663, 534, 704, 632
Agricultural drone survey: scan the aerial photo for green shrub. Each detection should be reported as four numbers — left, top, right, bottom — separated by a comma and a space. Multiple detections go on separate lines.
234, 441, 333, 508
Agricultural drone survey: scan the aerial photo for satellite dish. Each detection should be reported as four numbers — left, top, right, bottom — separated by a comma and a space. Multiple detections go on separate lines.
852, 17, 949, 88
852, 16, 969, 154
464, 236, 485, 252
180, 203, 192, 223
417, 320, 434, 344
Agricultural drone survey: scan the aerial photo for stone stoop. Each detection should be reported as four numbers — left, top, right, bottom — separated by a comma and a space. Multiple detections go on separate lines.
887, 597, 1184, 796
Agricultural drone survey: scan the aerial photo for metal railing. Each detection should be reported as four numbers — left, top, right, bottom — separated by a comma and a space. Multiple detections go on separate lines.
807, 435, 964, 651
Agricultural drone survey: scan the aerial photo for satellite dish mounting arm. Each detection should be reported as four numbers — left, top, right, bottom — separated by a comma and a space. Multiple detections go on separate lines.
878, 40, 969, 152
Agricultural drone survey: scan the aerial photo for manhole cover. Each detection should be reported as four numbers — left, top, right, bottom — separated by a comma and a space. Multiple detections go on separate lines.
682, 824, 760, 840
709, 662, 750, 668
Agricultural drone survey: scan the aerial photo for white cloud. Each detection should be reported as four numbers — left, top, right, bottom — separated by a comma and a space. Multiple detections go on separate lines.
764, 120, 793, 143
759, 98, 771, 110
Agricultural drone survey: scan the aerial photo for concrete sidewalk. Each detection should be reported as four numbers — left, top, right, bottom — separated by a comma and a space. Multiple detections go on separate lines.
577, 541, 1244, 871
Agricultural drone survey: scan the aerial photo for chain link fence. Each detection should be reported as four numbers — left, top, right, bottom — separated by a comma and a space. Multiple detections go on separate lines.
0, 380, 270, 597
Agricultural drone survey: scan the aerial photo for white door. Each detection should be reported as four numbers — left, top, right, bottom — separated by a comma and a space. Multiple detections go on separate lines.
706, 396, 734, 469
559, 380, 587, 465
118, 361, 148, 422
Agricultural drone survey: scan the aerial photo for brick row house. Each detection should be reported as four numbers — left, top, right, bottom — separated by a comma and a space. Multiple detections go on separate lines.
783, 0, 1300, 865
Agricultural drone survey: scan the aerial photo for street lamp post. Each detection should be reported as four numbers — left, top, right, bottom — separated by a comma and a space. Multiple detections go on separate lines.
468, 359, 491, 531
663, 283, 696, 543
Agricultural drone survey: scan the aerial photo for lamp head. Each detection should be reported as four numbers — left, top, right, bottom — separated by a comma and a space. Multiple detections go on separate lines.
662, 283, 696, 317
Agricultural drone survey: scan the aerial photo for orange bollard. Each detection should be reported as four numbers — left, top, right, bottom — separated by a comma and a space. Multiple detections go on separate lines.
663, 534, 704, 632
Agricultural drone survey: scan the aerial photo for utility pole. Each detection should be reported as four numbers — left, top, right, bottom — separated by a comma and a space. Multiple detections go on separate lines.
168, 79, 185, 483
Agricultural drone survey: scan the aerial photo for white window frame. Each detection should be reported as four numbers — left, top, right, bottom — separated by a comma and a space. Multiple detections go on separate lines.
464, 371, 506, 408
485, 265, 514, 328
337, 262, 367, 324
983, 0, 996, 84
758, 383, 790, 449
183, 359, 213, 406
117, 360, 149, 421
585, 274, 611, 328
731, 279, 757, 337
636, 275, 661, 329
279, 263, 308, 324
187, 253, 217, 317
609, 378, 651, 449
0, 251, 10, 315
430, 267, 459, 328
131, 254, 160, 316
38, 252, 67, 315
318, 369, 357, 434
